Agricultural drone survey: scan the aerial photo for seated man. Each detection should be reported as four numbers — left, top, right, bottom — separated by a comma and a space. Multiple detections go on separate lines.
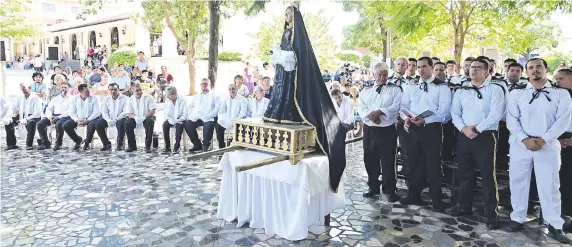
96, 83, 128, 151
247, 85, 270, 118
124, 83, 157, 153
161, 86, 187, 154
63, 84, 100, 151
331, 89, 354, 131
4, 83, 42, 150
36, 82, 72, 150
215, 84, 247, 149
184, 78, 219, 152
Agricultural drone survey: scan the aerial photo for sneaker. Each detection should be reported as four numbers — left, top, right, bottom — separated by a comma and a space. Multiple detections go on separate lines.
161, 149, 171, 155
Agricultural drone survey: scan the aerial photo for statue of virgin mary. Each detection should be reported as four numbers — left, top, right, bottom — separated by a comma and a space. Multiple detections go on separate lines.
263, 6, 347, 192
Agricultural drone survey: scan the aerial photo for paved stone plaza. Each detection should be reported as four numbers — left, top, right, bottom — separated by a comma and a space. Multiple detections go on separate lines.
1, 139, 571, 247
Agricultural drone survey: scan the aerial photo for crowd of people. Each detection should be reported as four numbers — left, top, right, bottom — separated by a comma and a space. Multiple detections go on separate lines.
2, 53, 572, 242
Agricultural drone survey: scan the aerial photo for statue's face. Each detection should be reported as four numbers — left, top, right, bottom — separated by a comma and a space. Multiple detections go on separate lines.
285, 8, 293, 24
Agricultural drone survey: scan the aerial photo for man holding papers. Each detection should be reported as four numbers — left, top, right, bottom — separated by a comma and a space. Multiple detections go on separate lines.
400, 57, 451, 212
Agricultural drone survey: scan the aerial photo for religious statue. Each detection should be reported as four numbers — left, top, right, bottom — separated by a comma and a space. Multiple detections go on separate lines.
263, 6, 347, 192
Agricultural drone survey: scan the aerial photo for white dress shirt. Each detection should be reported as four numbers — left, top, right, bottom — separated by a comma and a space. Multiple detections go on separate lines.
401, 76, 451, 124
164, 96, 187, 125
247, 97, 270, 118
451, 75, 470, 85
125, 94, 157, 117
451, 80, 505, 132
187, 91, 219, 122
69, 95, 100, 122
46, 95, 71, 118
358, 83, 402, 127
218, 94, 248, 129
101, 94, 128, 123
335, 96, 355, 125
17, 94, 43, 120
507, 82, 572, 144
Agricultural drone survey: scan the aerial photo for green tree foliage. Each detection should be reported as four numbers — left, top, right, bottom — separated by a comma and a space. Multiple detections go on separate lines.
218, 51, 243, 61
498, 21, 560, 61
0, 0, 37, 41
545, 52, 572, 73
335, 53, 361, 64
108, 50, 138, 68
252, 12, 338, 71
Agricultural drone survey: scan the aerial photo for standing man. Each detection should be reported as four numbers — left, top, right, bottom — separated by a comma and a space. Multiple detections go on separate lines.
506, 63, 526, 91
36, 82, 72, 150
4, 84, 43, 150
400, 57, 451, 212
391, 57, 413, 164
553, 68, 572, 217
63, 84, 100, 151
96, 83, 128, 151
161, 86, 187, 154
451, 57, 474, 85
215, 84, 247, 149
389, 57, 409, 86
124, 84, 157, 153
357, 62, 402, 201
506, 58, 571, 244
449, 58, 505, 229
331, 89, 354, 132
503, 58, 518, 76
185, 79, 219, 152
433, 62, 447, 81
406, 58, 418, 78
446, 60, 458, 79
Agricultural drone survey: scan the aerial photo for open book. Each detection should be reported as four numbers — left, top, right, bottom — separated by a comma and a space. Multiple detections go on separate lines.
400, 109, 434, 120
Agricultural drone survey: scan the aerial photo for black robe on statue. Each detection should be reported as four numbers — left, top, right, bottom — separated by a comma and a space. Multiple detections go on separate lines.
262, 6, 347, 192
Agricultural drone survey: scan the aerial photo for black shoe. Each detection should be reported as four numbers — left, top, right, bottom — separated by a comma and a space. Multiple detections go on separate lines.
202, 146, 210, 152
36, 144, 51, 150
384, 193, 400, 203
25, 146, 34, 150
125, 147, 137, 153
399, 196, 424, 206
145, 147, 151, 153
564, 220, 572, 233
486, 219, 500, 230
116, 144, 124, 151
507, 221, 523, 232
36, 139, 42, 146
100, 144, 112, 151
5, 145, 19, 151
53, 144, 62, 151
189, 145, 202, 152
449, 206, 473, 217
83, 143, 90, 151
363, 189, 381, 198
548, 224, 571, 244
161, 148, 171, 155
73, 138, 83, 151
172, 147, 180, 154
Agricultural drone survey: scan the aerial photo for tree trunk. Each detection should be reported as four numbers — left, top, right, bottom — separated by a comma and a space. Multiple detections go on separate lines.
187, 37, 196, 96
380, 24, 387, 62
208, 1, 221, 88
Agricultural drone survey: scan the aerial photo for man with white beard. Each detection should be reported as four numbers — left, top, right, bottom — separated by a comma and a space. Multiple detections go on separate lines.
36, 82, 72, 150
215, 84, 247, 149
247, 85, 270, 118
124, 83, 157, 153
161, 86, 187, 155
96, 83, 128, 151
184, 78, 220, 152
63, 84, 100, 151
4, 83, 43, 150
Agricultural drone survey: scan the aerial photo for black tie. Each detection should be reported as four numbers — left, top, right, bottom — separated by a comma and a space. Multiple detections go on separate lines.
462, 85, 483, 99
375, 84, 384, 94
529, 87, 551, 104
419, 81, 428, 92
508, 83, 519, 92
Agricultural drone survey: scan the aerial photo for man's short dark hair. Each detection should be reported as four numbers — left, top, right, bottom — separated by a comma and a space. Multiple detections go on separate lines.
435, 61, 446, 67
464, 57, 475, 62
32, 72, 43, 80
472, 58, 490, 71
108, 83, 119, 89
431, 56, 440, 62
556, 68, 572, 76
142, 69, 148, 74
526, 58, 548, 69
490, 59, 496, 63
99, 67, 106, 72
408, 58, 417, 63
504, 58, 518, 64
476, 56, 489, 62
72, 70, 78, 74
53, 66, 61, 70
138, 51, 144, 55
508, 63, 524, 71
234, 75, 243, 81
446, 60, 456, 65
263, 62, 269, 67
78, 84, 89, 92
330, 89, 342, 96
418, 57, 433, 66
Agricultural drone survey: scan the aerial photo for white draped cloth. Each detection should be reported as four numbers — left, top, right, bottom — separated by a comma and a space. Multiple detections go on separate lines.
217, 150, 345, 241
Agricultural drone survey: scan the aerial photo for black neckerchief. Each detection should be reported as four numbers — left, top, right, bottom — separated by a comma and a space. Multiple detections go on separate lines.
375, 84, 385, 94
529, 87, 551, 104
462, 85, 483, 99
419, 81, 428, 92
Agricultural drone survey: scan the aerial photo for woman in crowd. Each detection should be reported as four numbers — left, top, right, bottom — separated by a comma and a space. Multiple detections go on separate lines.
243, 62, 254, 93
48, 74, 66, 102
261, 76, 273, 99
234, 75, 250, 98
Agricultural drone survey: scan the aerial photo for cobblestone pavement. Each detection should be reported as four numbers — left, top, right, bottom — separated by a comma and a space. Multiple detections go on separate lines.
1, 139, 571, 247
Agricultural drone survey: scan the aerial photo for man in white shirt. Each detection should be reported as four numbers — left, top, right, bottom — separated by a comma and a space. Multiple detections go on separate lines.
215, 84, 247, 149
330, 89, 354, 131
357, 63, 403, 201
63, 84, 100, 151
247, 85, 270, 118
161, 86, 187, 155
96, 83, 128, 152
124, 83, 157, 153
4, 84, 43, 150
36, 82, 72, 150
184, 79, 219, 152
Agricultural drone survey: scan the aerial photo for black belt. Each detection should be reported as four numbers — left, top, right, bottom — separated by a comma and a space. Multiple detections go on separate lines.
480, 130, 497, 134
559, 132, 572, 139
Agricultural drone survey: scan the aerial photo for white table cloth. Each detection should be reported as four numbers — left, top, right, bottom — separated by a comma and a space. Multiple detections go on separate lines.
217, 149, 345, 240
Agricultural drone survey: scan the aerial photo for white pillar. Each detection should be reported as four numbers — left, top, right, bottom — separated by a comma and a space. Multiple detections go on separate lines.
161, 25, 178, 58
0, 61, 6, 99
135, 25, 150, 55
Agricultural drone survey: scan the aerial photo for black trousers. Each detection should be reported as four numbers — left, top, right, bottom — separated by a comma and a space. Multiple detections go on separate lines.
405, 123, 443, 204
442, 120, 456, 162
560, 134, 572, 216
497, 121, 510, 170
5, 116, 19, 146
396, 121, 408, 161
125, 116, 155, 148
5, 116, 40, 147
162, 120, 185, 149
63, 118, 98, 144
215, 123, 229, 149
184, 119, 216, 149
95, 118, 127, 146
456, 130, 499, 221
363, 125, 398, 194
36, 114, 62, 146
